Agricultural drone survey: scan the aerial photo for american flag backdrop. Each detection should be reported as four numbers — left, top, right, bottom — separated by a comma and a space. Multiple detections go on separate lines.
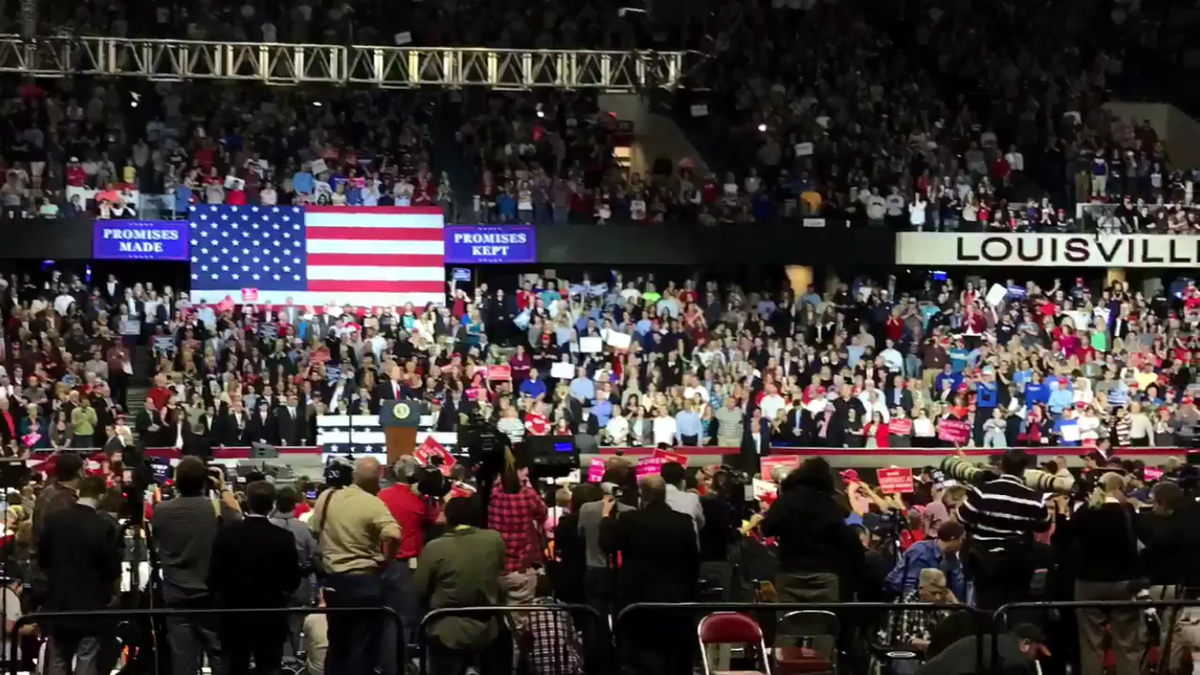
188, 205, 447, 308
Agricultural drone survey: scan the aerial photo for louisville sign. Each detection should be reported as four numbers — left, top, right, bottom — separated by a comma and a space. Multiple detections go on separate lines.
896, 233, 1200, 268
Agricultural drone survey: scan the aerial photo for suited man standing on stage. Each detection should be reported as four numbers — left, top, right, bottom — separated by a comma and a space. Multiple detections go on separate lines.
372, 362, 403, 414
276, 393, 307, 446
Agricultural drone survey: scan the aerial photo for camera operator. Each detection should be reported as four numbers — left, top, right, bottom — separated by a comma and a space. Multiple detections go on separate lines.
956, 449, 1051, 609
151, 457, 242, 675
579, 464, 636, 619
308, 456, 401, 675
1072, 472, 1143, 675
760, 457, 865, 603
599, 474, 699, 675
699, 470, 744, 601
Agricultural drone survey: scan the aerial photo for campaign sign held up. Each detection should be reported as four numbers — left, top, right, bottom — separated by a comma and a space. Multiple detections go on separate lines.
380, 399, 426, 428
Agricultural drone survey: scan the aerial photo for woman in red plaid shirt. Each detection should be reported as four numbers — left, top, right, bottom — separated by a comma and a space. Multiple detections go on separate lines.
487, 455, 548, 601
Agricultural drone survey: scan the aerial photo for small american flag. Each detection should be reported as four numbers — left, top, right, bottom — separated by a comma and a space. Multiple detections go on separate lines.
189, 205, 447, 308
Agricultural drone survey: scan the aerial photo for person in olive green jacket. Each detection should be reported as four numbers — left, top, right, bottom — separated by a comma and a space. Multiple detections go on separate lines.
414, 496, 506, 670
70, 397, 97, 448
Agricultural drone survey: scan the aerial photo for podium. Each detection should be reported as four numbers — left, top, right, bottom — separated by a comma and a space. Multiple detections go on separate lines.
379, 399, 426, 466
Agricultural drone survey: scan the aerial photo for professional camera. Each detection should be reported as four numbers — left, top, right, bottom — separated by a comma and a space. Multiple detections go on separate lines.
939, 455, 1075, 495
324, 456, 354, 488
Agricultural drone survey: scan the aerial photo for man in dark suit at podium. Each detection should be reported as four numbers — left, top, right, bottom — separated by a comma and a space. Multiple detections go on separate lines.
372, 362, 403, 414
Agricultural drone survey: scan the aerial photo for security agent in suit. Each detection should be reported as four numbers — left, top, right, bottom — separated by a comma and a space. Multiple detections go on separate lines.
38, 475, 123, 675
275, 393, 307, 446
208, 480, 301, 675
599, 475, 699, 675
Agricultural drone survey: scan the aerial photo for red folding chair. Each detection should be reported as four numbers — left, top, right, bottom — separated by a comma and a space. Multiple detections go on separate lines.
697, 612, 772, 675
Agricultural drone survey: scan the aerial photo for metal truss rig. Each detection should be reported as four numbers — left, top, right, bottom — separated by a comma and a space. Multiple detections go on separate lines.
0, 35, 686, 90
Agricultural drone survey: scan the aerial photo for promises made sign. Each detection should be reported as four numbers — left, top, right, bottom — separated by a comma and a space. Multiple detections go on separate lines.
444, 225, 536, 264
94, 220, 190, 261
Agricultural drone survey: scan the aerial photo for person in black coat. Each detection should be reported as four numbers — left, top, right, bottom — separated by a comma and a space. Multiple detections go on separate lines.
135, 398, 170, 448
274, 393, 306, 446
600, 475, 699, 675
217, 401, 251, 447
246, 400, 278, 445
760, 457, 865, 603
38, 475, 123, 675
208, 480, 301, 675
371, 362, 404, 414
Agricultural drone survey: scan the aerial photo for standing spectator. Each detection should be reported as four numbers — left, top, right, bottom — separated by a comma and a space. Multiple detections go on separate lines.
309, 457, 401, 675
487, 458, 547, 603
761, 457, 865, 602
1073, 473, 1142, 675
208, 481, 301, 675
30, 452, 83, 598
415, 496, 508, 675
660, 461, 704, 535
38, 476, 122, 675
152, 457, 242, 675
956, 450, 1051, 609
599, 475, 699, 675
269, 486, 320, 658
378, 458, 440, 674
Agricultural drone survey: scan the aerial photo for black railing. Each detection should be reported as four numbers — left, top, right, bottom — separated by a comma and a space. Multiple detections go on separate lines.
615, 601, 991, 674
9, 606, 400, 675
991, 599, 1200, 675
418, 604, 606, 675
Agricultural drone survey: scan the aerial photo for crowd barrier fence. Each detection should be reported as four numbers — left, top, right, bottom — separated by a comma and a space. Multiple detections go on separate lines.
6, 606, 400, 675
417, 604, 607, 675
991, 599, 1200, 675
614, 601, 990, 674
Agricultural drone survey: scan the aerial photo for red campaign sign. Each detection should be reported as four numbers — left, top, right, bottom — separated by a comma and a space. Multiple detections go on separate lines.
587, 457, 606, 483
653, 448, 688, 466
937, 420, 971, 445
760, 455, 800, 478
415, 436, 457, 476
310, 348, 331, 364
889, 419, 913, 436
487, 365, 512, 381
877, 467, 915, 494
1144, 467, 1164, 481
636, 457, 666, 477
216, 296, 235, 313
241, 288, 259, 303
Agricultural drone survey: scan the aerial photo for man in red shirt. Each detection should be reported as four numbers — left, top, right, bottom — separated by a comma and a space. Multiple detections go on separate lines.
146, 373, 173, 411
377, 457, 439, 673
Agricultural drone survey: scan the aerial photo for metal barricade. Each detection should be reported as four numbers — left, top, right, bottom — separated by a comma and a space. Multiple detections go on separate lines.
418, 604, 606, 675
8, 605, 399, 675
992, 599, 1200, 675
614, 601, 991, 675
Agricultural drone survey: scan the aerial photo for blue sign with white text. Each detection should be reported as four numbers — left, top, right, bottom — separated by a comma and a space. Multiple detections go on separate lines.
444, 225, 536, 264
93, 220, 190, 261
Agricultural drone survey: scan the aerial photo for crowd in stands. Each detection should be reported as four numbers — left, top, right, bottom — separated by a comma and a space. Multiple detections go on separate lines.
0, 263, 1198, 675
2, 266, 1199, 459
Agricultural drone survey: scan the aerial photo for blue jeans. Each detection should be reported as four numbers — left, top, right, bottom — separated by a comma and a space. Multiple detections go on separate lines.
380, 563, 419, 675
323, 571, 386, 675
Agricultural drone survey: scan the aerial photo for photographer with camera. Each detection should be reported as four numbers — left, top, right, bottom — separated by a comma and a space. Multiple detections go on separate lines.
760, 457, 865, 604
956, 449, 1051, 610
151, 457, 242, 675
309, 456, 401, 675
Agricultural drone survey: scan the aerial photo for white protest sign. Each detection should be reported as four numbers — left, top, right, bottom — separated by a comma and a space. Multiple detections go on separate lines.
606, 332, 632, 350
